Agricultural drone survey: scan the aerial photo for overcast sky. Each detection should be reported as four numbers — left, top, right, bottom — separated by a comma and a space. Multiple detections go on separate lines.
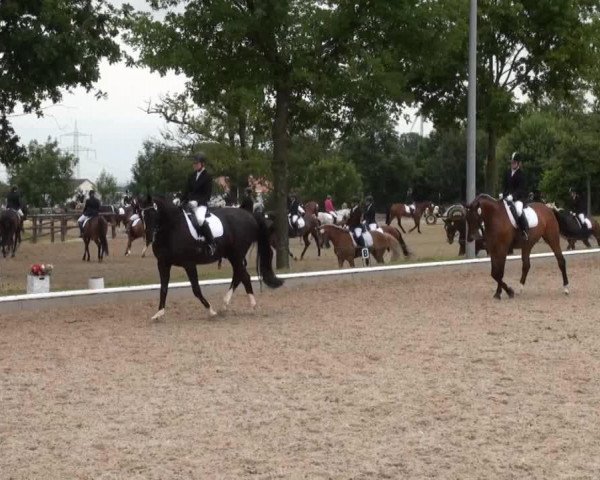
2, 0, 429, 186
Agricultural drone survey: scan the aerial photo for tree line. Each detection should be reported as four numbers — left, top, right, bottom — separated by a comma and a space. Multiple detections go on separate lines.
2, 0, 599, 267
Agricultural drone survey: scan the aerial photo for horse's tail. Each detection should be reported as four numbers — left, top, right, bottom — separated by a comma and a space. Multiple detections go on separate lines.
385, 204, 392, 225
384, 233, 402, 261
99, 218, 109, 257
254, 212, 283, 288
394, 227, 411, 257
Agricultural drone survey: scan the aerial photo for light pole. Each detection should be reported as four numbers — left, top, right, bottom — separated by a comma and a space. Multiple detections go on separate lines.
466, 0, 477, 258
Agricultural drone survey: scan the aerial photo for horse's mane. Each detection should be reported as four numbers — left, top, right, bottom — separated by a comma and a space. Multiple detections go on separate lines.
475, 193, 497, 202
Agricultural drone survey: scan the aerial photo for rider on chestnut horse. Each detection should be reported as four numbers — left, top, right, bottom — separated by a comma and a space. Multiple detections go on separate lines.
347, 195, 366, 247
501, 152, 529, 241
288, 192, 305, 235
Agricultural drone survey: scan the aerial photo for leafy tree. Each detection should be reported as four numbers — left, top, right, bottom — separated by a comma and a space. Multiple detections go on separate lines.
404, 0, 599, 194
298, 156, 362, 207
130, 141, 189, 195
123, 0, 419, 268
7, 139, 77, 207
96, 169, 119, 204
0, 0, 120, 165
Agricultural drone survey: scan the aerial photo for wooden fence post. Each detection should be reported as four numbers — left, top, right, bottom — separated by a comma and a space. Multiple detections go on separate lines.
50, 219, 55, 243
111, 222, 116, 239
61, 217, 67, 242
32, 217, 38, 243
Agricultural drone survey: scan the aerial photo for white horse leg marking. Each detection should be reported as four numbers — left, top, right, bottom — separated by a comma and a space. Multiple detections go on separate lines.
209, 306, 218, 317
563, 285, 570, 295
223, 288, 233, 307
248, 294, 257, 308
518, 283, 525, 295
141, 245, 147, 257
151, 309, 165, 320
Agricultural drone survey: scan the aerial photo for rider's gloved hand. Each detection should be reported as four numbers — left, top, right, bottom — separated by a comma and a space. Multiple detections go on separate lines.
505, 194, 513, 202
498, 193, 504, 200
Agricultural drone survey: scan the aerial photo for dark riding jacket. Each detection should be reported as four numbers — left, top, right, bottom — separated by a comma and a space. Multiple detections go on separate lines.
288, 198, 302, 216
348, 205, 362, 230
183, 169, 213, 206
363, 203, 376, 225
405, 191, 414, 205
83, 197, 101, 217
570, 194, 587, 216
502, 168, 528, 202
240, 194, 254, 213
6, 191, 21, 210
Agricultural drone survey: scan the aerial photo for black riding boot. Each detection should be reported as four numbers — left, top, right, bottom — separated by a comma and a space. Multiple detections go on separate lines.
517, 213, 529, 241
201, 222, 216, 256
79, 223, 84, 238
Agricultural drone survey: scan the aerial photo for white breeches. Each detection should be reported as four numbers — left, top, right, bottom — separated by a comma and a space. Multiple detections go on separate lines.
291, 214, 299, 224
353, 227, 363, 238
298, 205, 305, 215
578, 213, 586, 223
129, 213, 140, 223
78, 214, 88, 224
189, 202, 207, 226
368, 223, 378, 231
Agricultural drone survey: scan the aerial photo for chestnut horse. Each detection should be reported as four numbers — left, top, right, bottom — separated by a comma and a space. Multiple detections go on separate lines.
269, 211, 321, 260
442, 205, 486, 256
386, 200, 434, 234
466, 194, 568, 299
82, 216, 110, 262
319, 224, 403, 267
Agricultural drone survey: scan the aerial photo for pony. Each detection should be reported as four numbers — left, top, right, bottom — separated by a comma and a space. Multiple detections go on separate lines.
319, 224, 403, 267
148, 197, 283, 320
0, 209, 20, 258
465, 194, 568, 299
125, 205, 156, 257
82, 216, 110, 262
550, 206, 600, 250
386, 200, 434, 234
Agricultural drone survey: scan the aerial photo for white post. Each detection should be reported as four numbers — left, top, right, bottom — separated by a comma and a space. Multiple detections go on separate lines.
466, 0, 478, 258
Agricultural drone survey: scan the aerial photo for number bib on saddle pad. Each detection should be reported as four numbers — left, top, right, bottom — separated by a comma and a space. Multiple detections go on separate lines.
502, 200, 539, 229
184, 213, 224, 241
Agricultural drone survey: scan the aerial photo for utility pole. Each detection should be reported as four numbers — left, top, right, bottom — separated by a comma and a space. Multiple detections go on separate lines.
465, 0, 477, 258
61, 121, 94, 179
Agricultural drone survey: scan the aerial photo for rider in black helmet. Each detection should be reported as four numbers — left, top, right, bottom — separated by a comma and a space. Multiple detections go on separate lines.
501, 151, 529, 241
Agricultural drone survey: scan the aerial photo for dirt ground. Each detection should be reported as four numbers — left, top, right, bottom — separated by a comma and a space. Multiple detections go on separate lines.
1, 254, 600, 479
0, 219, 568, 295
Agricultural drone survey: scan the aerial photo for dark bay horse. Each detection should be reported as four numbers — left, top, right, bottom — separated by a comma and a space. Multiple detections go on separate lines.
319, 224, 403, 267
551, 207, 600, 250
466, 194, 568, 299
0, 209, 20, 257
149, 198, 283, 320
386, 200, 434, 234
125, 206, 156, 257
82, 216, 110, 262
269, 211, 321, 260
443, 216, 486, 256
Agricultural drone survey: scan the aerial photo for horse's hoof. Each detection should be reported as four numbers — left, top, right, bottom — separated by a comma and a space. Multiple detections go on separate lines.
564, 286, 570, 295
209, 307, 218, 317
507, 288, 515, 298
493, 293, 502, 300
248, 294, 257, 309
151, 309, 165, 320
518, 283, 524, 295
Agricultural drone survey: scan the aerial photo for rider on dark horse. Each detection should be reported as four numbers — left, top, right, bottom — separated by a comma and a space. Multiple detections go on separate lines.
569, 187, 590, 233
501, 151, 529, 241
6, 186, 24, 219
363, 195, 377, 231
288, 192, 305, 235
122, 189, 132, 206
78, 190, 100, 237
348, 195, 366, 247
182, 152, 216, 256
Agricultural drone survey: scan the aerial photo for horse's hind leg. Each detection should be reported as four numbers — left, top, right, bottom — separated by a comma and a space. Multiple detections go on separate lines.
518, 243, 533, 294
408, 217, 419, 233
184, 264, 216, 317
543, 232, 569, 294
398, 217, 406, 234
96, 240, 103, 262
125, 236, 133, 256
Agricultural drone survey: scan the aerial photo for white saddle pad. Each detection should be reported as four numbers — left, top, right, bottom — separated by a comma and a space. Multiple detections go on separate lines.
184, 213, 224, 240
362, 231, 374, 247
118, 207, 125, 215
503, 201, 539, 229
404, 204, 415, 214
289, 216, 305, 229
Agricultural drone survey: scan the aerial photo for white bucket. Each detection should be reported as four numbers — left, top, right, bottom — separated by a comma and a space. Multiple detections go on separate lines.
27, 274, 50, 294
88, 277, 105, 290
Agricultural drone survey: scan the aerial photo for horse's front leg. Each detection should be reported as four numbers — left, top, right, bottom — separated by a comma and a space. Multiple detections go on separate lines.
299, 233, 311, 260
312, 229, 321, 257
96, 240, 103, 262
491, 253, 513, 299
408, 216, 419, 233
398, 217, 406, 234
152, 260, 172, 320
125, 235, 133, 256
184, 264, 217, 317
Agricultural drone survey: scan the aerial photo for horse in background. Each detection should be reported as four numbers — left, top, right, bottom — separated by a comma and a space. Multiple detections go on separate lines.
0, 209, 20, 257
319, 224, 403, 267
269, 210, 321, 260
466, 194, 568, 299
148, 197, 283, 320
442, 204, 486, 256
386, 200, 434, 234
549, 205, 600, 250
125, 205, 156, 257
82, 216, 109, 262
